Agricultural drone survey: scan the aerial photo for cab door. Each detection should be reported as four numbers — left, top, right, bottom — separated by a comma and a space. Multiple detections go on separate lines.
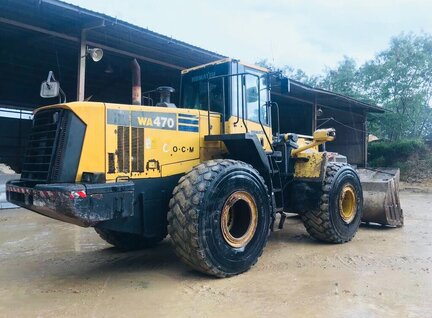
226, 66, 272, 151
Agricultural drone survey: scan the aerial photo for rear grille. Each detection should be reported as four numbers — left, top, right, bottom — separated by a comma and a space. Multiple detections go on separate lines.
131, 127, 144, 172
21, 109, 66, 183
117, 126, 130, 173
108, 153, 115, 173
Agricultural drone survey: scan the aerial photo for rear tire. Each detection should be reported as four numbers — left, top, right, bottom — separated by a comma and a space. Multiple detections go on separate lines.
301, 163, 363, 243
168, 159, 271, 277
95, 228, 165, 251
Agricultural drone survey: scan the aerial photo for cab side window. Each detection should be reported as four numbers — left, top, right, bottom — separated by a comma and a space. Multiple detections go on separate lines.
245, 71, 268, 124
245, 74, 259, 122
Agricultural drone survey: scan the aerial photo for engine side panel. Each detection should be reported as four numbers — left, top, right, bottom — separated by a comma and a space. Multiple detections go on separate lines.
104, 104, 224, 181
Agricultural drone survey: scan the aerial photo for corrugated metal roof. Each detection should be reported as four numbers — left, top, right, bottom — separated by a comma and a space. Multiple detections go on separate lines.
43, 0, 226, 61
0, 0, 226, 70
270, 76, 383, 114
0, 0, 382, 113
288, 79, 384, 113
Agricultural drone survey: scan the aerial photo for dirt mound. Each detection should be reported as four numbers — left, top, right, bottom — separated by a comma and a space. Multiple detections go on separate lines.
402, 153, 432, 183
0, 163, 16, 175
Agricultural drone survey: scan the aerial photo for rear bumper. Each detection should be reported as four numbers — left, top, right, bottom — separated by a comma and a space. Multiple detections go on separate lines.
6, 180, 134, 227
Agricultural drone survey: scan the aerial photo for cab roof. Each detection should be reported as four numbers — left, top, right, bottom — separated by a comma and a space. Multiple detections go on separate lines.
181, 58, 269, 75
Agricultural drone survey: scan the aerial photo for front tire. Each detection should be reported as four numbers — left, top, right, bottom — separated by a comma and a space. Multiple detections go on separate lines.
168, 159, 271, 277
301, 163, 363, 243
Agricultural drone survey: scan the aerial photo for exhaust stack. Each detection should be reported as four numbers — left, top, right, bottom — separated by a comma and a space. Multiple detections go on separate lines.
131, 58, 141, 105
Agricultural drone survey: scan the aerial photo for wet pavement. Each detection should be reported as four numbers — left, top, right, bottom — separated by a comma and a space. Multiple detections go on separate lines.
0, 174, 19, 209
0, 191, 431, 318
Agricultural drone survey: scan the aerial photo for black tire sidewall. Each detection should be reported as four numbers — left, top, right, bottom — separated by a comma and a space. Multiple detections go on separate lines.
328, 166, 363, 241
199, 165, 270, 275
95, 228, 162, 250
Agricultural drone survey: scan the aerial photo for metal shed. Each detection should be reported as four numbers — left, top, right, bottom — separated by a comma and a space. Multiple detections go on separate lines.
0, 0, 224, 170
271, 80, 384, 167
0, 0, 383, 171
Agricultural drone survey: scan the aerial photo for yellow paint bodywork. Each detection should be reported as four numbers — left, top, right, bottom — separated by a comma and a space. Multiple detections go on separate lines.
294, 152, 325, 179
225, 116, 272, 151
35, 101, 328, 183
290, 128, 335, 156
37, 102, 272, 183
99, 103, 270, 182
34, 102, 106, 182
292, 135, 326, 179
104, 104, 223, 181
199, 112, 225, 162
295, 136, 319, 153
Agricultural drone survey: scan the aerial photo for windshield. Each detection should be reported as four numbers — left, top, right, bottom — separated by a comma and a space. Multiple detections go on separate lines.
181, 63, 229, 114
180, 62, 269, 126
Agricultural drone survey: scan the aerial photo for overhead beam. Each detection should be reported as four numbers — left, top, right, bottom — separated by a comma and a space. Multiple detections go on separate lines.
0, 17, 78, 42
0, 17, 185, 70
86, 41, 184, 70
39, 0, 224, 60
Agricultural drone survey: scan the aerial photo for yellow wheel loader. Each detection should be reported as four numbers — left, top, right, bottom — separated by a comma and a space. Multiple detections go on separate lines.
6, 58, 402, 277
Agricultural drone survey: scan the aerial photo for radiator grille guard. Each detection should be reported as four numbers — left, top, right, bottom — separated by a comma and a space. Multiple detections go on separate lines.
20, 108, 85, 185
21, 109, 66, 183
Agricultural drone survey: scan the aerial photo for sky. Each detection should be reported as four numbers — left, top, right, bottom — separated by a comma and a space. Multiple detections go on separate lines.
67, 0, 432, 75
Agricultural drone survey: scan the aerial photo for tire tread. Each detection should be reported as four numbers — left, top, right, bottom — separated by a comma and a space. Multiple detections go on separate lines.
168, 159, 269, 277
301, 162, 355, 244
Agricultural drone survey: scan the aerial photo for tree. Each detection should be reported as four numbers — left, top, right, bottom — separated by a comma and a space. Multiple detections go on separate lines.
360, 33, 432, 140
320, 56, 365, 101
256, 32, 432, 140
255, 59, 320, 87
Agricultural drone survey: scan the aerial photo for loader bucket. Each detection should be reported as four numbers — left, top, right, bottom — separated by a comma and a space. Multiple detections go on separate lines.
356, 168, 403, 227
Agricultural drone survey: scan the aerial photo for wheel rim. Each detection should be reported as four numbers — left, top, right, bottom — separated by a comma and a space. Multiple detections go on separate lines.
221, 191, 258, 248
339, 184, 357, 224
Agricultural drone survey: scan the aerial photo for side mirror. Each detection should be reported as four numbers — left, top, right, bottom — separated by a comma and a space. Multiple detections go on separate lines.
40, 80, 59, 98
40, 71, 66, 103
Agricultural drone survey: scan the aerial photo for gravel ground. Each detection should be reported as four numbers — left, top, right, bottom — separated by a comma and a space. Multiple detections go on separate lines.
0, 190, 430, 318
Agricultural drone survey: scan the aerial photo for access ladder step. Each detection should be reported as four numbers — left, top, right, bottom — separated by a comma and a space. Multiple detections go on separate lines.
278, 212, 289, 230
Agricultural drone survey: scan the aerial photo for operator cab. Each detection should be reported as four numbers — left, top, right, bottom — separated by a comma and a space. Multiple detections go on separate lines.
179, 59, 272, 135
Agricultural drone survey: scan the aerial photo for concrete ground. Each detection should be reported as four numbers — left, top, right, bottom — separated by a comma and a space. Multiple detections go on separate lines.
0, 173, 19, 209
0, 191, 430, 318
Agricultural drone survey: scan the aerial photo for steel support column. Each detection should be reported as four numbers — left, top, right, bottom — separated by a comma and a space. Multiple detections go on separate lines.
77, 30, 86, 102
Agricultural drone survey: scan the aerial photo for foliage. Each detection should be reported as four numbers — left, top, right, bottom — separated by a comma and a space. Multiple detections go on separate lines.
368, 139, 427, 167
255, 59, 320, 87
319, 56, 365, 101
360, 33, 432, 140
368, 139, 432, 181
257, 32, 432, 141
395, 153, 432, 182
